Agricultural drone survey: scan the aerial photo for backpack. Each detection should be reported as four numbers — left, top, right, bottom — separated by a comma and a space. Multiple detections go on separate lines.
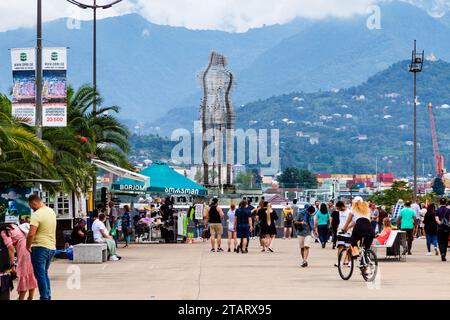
85, 230, 94, 244
286, 212, 293, 222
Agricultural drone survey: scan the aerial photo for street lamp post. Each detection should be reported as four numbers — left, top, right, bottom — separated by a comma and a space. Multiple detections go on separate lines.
409, 40, 424, 203
36, 0, 43, 139
66, 0, 122, 114
66, 0, 122, 206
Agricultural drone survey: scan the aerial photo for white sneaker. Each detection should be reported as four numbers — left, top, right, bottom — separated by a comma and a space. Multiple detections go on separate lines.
109, 255, 120, 261
426, 252, 431, 256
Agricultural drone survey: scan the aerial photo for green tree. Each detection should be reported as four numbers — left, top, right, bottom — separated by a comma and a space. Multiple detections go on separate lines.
235, 172, 254, 189
370, 181, 413, 206
277, 167, 318, 188
432, 177, 446, 196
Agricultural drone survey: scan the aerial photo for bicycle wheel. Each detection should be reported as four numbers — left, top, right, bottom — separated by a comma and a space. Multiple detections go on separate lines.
361, 249, 378, 282
338, 249, 354, 280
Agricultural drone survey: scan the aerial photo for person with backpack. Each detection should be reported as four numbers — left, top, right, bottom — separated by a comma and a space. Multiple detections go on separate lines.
423, 203, 439, 256
294, 205, 315, 268
204, 198, 225, 252
282, 204, 294, 240
436, 198, 450, 261
1, 223, 37, 300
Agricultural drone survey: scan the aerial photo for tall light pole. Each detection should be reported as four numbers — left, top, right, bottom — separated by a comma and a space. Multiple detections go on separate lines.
66, 0, 122, 114
67, 0, 122, 206
36, 0, 43, 139
409, 40, 424, 203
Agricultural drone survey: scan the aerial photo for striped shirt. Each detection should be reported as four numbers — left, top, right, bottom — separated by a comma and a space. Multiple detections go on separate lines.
392, 204, 403, 220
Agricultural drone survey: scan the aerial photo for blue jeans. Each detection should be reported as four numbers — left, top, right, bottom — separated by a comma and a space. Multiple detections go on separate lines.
194, 221, 203, 238
317, 225, 329, 245
31, 247, 55, 300
371, 221, 378, 232
426, 233, 438, 252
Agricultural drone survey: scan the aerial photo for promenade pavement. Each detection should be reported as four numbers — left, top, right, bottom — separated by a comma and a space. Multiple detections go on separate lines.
12, 237, 450, 300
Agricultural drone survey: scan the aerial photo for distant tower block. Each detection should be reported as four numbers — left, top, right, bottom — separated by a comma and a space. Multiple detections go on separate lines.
199, 52, 235, 186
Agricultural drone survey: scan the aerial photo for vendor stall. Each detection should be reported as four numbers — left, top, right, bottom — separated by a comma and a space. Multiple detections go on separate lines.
111, 160, 207, 197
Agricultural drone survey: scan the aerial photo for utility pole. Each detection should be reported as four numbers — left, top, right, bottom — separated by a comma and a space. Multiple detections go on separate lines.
67, 0, 122, 113
66, 0, 123, 206
36, 0, 43, 139
93, 0, 97, 113
409, 40, 424, 203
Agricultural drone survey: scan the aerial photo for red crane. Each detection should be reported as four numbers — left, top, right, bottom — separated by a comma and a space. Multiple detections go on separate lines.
428, 102, 445, 178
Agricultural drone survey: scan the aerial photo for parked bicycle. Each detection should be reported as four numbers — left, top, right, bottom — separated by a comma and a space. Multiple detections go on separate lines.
337, 236, 378, 282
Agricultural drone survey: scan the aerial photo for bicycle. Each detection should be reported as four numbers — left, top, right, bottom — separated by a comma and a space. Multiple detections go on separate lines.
337, 237, 378, 282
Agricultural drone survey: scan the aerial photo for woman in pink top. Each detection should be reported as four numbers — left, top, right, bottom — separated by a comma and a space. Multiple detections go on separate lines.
0, 223, 37, 300
373, 218, 392, 245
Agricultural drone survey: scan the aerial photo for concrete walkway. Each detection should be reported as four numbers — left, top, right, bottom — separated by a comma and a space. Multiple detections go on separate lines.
12, 237, 450, 300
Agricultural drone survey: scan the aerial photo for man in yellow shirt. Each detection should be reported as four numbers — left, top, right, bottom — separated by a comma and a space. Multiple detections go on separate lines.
26, 194, 56, 300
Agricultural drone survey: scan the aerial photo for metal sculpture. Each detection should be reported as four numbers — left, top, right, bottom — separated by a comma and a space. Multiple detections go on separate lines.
199, 52, 235, 186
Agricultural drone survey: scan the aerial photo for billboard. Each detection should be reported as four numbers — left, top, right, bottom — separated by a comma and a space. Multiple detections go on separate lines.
11, 48, 36, 125
0, 188, 33, 224
42, 47, 67, 127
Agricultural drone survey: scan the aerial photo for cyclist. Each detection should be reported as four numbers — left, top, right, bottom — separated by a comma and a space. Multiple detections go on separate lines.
341, 196, 375, 259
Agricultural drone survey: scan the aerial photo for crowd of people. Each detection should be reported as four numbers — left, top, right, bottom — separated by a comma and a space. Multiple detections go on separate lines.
203, 196, 450, 267
2, 193, 449, 300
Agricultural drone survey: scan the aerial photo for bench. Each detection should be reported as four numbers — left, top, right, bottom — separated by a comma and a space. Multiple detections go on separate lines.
371, 230, 407, 262
73, 243, 108, 264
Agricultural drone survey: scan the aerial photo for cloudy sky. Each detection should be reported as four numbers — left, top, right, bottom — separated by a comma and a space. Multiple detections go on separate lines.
0, 0, 447, 33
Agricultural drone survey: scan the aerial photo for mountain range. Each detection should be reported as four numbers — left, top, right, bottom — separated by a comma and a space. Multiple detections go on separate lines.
2, 1, 450, 124
130, 58, 450, 176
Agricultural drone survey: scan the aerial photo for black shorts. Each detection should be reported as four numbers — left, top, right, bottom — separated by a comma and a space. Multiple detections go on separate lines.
351, 219, 375, 249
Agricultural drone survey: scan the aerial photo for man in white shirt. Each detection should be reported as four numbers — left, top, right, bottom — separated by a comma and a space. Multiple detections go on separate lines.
92, 213, 121, 261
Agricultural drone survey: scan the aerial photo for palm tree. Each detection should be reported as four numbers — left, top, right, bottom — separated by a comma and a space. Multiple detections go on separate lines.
0, 85, 130, 194
67, 85, 130, 166
43, 85, 131, 193
0, 94, 54, 182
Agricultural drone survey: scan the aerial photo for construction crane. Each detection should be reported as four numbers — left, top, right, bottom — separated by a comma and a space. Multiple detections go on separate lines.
428, 102, 445, 178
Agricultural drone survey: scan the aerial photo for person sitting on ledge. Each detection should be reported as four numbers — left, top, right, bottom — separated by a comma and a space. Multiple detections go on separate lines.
92, 213, 121, 261
373, 218, 392, 246
70, 219, 87, 245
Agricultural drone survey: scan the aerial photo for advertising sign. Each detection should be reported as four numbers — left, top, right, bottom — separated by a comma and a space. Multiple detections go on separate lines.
11, 48, 36, 125
42, 47, 67, 127
0, 188, 33, 223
